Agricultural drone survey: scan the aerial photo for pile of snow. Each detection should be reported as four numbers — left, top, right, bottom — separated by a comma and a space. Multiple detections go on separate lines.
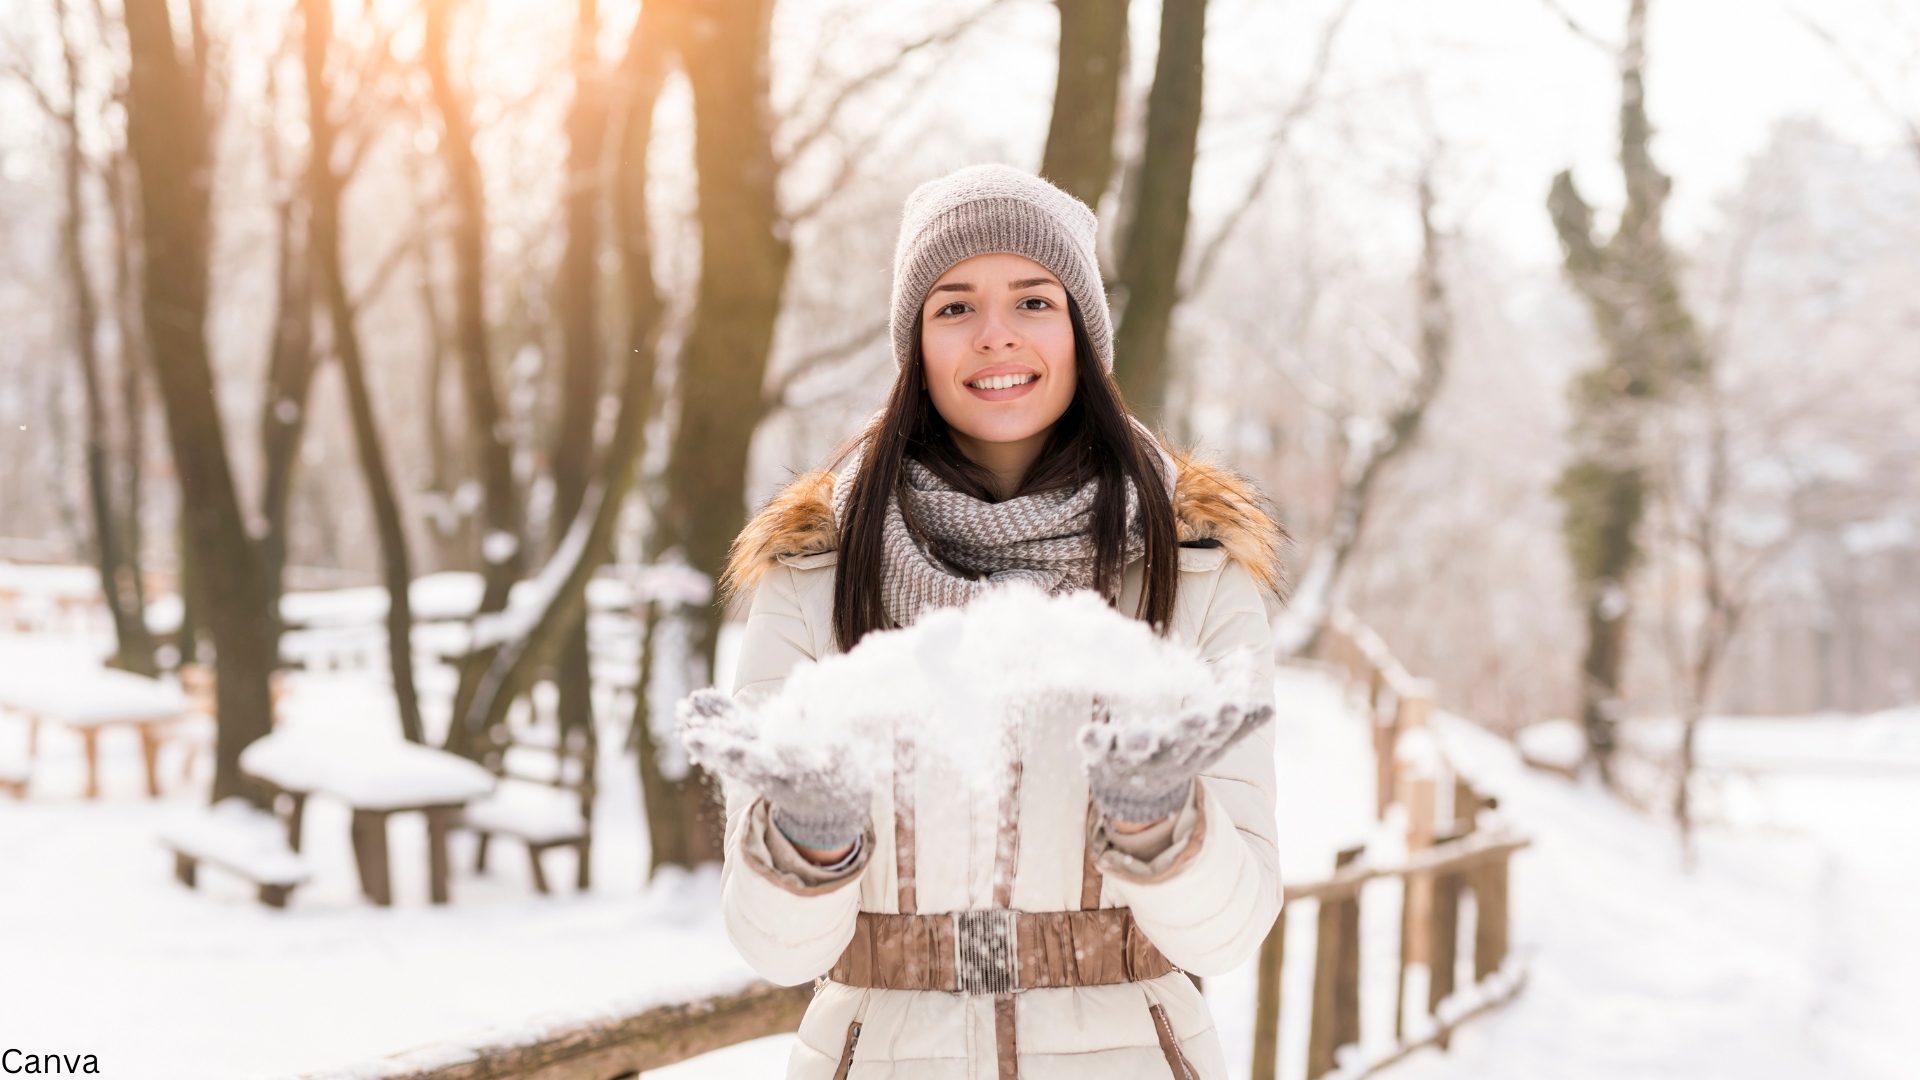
692, 585, 1266, 792
1513, 718, 1584, 775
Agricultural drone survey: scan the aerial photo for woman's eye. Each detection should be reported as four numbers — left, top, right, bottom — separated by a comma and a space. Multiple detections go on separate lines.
937, 302, 971, 317
1017, 296, 1052, 310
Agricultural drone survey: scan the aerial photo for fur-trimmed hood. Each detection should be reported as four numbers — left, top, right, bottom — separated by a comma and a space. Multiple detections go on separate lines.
724, 454, 1288, 601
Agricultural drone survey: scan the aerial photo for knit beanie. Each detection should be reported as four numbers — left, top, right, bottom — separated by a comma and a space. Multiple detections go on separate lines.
889, 164, 1112, 372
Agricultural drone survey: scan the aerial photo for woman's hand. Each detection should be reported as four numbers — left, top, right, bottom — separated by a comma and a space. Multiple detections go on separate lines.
678, 689, 873, 857
1079, 698, 1273, 825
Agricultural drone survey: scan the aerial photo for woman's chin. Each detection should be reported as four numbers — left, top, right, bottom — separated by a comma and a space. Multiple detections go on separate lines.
949, 413, 1058, 447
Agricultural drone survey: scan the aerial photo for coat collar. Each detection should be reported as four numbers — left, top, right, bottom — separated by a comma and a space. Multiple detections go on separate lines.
723, 453, 1288, 600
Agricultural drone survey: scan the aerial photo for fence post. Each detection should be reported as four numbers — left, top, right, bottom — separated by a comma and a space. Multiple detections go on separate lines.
1473, 848, 1512, 981
1428, 867, 1462, 1028
1307, 846, 1364, 1078
1393, 775, 1435, 1040
1250, 906, 1288, 1080
1425, 778, 1478, 1031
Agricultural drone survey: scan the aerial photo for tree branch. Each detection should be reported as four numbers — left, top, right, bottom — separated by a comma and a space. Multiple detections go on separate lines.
1182, 0, 1357, 298
1539, 0, 1618, 53
1794, 9, 1920, 164
775, 0, 1011, 169
761, 318, 889, 417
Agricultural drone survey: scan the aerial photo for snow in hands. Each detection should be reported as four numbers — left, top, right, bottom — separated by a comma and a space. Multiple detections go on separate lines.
1081, 695, 1271, 823
678, 585, 1273, 826
679, 689, 874, 850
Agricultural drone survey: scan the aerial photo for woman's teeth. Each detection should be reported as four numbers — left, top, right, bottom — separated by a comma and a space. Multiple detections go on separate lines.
968, 373, 1037, 391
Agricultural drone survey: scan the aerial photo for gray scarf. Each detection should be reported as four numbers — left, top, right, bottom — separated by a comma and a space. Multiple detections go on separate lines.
832, 448, 1168, 628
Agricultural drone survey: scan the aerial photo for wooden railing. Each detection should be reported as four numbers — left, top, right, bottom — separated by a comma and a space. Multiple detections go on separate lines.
1245, 608, 1528, 1079
300, 980, 811, 1080
310, 608, 1524, 1080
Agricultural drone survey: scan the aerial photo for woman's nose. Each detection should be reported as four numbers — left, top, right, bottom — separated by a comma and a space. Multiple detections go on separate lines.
973, 307, 1019, 352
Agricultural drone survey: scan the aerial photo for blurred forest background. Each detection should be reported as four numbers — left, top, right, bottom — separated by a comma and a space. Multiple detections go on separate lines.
2, 0, 1918, 857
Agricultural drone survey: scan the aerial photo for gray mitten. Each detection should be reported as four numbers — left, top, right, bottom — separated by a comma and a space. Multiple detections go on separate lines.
677, 689, 872, 849
1079, 698, 1274, 823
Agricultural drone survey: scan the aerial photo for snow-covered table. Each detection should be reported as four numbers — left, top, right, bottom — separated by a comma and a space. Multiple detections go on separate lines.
0, 664, 191, 798
240, 730, 495, 906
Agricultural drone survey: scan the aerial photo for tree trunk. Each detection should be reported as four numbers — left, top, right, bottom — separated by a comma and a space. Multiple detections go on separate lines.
54, 0, 155, 676
551, 0, 610, 745
257, 180, 316, 645
1546, 0, 1705, 785
123, 0, 278, 802
303, 0, 425, 743
1111, 0, 1206, 421
1290, 173, 1451, 656
102, 151, 154, 661
1041, 0, 1128, 209
453, 5, 669, 756
424, 0, 528, 755
423, 0, 524, 614
649, 0, 791, 870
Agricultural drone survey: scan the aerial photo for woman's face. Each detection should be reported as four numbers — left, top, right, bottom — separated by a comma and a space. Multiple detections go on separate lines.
920, 252, 1077, 452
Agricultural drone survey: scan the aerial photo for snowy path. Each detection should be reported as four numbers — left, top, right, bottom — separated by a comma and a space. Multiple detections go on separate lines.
1385, 715, 1920, 1080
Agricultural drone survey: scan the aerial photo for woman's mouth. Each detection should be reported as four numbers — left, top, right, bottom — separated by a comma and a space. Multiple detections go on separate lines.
965, 371, 1039, 400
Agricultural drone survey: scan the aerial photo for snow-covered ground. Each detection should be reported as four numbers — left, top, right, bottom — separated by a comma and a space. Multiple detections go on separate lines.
3, 610, 1917, 1079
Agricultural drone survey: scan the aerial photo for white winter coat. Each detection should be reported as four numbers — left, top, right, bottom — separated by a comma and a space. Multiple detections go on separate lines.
721, 458, 1286, 1080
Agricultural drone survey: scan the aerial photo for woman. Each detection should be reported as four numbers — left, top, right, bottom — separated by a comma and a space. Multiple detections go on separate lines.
710, 165, 1285, 1079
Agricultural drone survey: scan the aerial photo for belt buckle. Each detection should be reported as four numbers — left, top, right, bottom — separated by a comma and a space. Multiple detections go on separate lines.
954, 909, 1018, 995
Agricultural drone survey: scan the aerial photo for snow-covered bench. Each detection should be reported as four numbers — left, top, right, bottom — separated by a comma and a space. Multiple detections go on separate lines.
158, 798, 313, 908
0, 757, 27, 798
0, 657, 192, 799
241, 730, 495, 905
463, 720, 595, 894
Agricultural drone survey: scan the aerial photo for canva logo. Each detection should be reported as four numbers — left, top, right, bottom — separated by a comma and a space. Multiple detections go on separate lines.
0, 1051, 99, 1075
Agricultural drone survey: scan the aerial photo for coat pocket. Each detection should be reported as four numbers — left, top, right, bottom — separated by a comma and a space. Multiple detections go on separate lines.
830, 1019, 862, 1080
1148, 1003, 1199, 1080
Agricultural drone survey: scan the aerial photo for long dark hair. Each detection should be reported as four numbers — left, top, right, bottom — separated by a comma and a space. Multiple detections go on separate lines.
832, 296, 1179, 650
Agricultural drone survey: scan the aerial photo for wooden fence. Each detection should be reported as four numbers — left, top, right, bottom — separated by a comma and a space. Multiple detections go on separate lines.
1248, 608, 1528, 1078
300, 981, 811, 1080
311, 608, 1524, 1080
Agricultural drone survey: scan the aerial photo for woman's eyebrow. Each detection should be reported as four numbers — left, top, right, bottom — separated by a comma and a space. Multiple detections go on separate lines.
931, 282, 976, 294
1008, 276, 1061, 290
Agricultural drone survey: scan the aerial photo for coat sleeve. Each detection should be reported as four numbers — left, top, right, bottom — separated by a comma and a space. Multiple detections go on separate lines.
1096, 558, 1282, 975
718, 564, 867, 985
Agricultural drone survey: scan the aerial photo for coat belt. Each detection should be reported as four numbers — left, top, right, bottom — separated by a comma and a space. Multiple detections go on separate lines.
827, 908, 1176, 994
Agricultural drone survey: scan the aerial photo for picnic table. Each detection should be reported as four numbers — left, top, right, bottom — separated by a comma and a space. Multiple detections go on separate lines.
0, 663, 192, 799
240, 730, 495, 906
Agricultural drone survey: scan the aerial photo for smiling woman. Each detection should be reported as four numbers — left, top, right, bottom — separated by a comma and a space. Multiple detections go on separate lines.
700, 164, 1287, 1080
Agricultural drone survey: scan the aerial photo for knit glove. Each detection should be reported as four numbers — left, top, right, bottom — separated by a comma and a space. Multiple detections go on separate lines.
677, 689, 872, 850
1079, 698, 1274, 824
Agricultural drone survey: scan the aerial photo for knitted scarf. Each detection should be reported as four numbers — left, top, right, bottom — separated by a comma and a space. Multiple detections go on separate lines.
850, 459, 1145, 629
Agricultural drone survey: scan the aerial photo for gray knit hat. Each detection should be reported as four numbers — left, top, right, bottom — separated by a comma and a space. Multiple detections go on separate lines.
889, 164, 1112, 372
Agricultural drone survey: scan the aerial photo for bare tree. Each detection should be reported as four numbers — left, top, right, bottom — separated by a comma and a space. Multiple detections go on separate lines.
423, 0, 529, 755
35, 0, 157, 675
301, 0, 425, 743
422, 1, 525, 608
1546, 0, 1706, 786
1040, 0, 1128, 208
255, 42, 317, 647
646, 0, 792, 870
122, 0, 278, 801
1110, 0, 1206, 420
454, 3, 669, 863
549, 0, 612, 746
1280, 170, 1452, 652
